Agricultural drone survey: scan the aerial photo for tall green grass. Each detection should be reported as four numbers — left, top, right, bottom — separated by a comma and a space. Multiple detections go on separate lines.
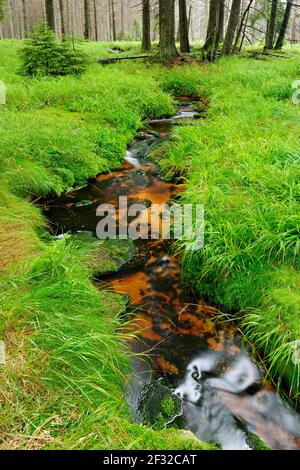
0, 40, 214, 449
156, 54, 300, 399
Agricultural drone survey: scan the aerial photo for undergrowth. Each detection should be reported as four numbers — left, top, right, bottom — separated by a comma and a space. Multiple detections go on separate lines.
0, 40, 214, 450
154, 54, 300, 400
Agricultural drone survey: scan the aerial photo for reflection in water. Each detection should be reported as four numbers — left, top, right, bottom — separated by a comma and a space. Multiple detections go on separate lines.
43, 99, 300, 450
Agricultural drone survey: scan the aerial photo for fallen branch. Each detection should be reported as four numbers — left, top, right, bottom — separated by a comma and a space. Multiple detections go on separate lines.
97, 55, 151, 65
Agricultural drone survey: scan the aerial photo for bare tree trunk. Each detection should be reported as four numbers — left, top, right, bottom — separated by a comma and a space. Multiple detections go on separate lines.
219, 0, 224, 42
111, 0, 116, 41
94, 0, 98, 41
234, 0, 254, 50
120, 0, 124, 40
275, 0, 293, 50
45, 0, 55, 30
265, 0, 278, 49
179, 0, 190, 52
159, 0, 178, 57
21, 0, 28, 37
59, 0, 66, 37
222, 0, 241, 54
84, 0, 89, 39
142, 0, 151, 51
203, 0, 222, 61
188, 4, 192, 32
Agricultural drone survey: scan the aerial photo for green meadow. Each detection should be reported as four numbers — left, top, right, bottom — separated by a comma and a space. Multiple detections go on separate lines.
0, 39, 299, 449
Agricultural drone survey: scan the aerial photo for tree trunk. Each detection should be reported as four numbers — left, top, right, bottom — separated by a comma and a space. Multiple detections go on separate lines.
234, 0, 254, 51
21, 0, 28, 37
59, 0, 66, 37
275, 0, 293, 50
94, 0, 98, 41
265, 0, 278, 49
219, 0, 224, 42
203, 0, 222, 61
159, 0, 178, 58
179, 0, 190, 53
142, 0, 151, 50
111, 0, 116, 41
120, 0, 124, 40
222, 0, 241, 54
83, 0, 89, 39
45, 0, 55, 31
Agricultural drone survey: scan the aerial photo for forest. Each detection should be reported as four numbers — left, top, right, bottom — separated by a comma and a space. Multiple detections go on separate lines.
0, 0, 300, 454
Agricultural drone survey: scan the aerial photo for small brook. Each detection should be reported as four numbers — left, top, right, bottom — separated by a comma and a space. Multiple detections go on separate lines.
43, 99, 300, 450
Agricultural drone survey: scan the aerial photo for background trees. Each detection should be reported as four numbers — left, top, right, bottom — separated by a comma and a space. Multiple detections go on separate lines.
275, 0, 293, 49
0, 0, 6, 22
0, 1, 299, 57
223, 0, 241, 54
141, 0, 151, 51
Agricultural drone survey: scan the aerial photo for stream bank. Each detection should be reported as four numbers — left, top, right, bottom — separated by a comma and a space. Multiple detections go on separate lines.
44, 99, 300, 450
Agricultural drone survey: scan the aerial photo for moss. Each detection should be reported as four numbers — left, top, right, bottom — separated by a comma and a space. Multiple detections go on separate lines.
247, 433, 271, 451
137, 380, 182, 430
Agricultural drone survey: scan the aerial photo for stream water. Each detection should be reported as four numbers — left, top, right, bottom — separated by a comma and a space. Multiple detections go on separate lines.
43, 99, 300, 450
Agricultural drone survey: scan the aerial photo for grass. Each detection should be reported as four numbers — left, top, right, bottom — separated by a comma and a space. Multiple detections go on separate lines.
153, 53, 300, 400
1, 37, 299, 448
0, 40, 216, 450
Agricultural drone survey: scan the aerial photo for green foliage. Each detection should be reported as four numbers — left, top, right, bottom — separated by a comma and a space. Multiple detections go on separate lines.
156, 54, 300, 399
0, 0, 6, 22
137, 381, 182, 430
0, 42, 174, 199
19, 22, 88, 77
160, 65, 209, 97
0, 40, 194, 450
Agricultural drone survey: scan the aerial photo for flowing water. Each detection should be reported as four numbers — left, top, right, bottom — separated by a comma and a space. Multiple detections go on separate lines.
43, 99, 300, 450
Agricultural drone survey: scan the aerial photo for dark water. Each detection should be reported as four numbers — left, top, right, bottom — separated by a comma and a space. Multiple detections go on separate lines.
43, 99, 300, 450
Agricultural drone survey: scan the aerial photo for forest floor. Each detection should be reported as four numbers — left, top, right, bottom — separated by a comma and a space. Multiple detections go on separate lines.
0, 40, 299, 449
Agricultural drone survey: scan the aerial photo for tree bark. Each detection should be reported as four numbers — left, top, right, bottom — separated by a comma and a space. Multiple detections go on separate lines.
203, 0, 222, 61
84, 0, 88, 39
219, 0, 224, 42
234, 0, 254, 51
179, 0, 190, 52
45, 0, 55, 31
275, 0, 293, 50
94, 0, 98, 41
21, 0, 28, 37
159, 0, 178, 58
222, 0, 241, 54
142, 0, 151, 50
59, 0, 66, 37
111, 0, 116, 41
120, 0, 124, 40
265, 0, 278, 49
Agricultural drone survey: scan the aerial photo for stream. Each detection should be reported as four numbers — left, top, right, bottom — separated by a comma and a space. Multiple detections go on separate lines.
43, 99, 300, 450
